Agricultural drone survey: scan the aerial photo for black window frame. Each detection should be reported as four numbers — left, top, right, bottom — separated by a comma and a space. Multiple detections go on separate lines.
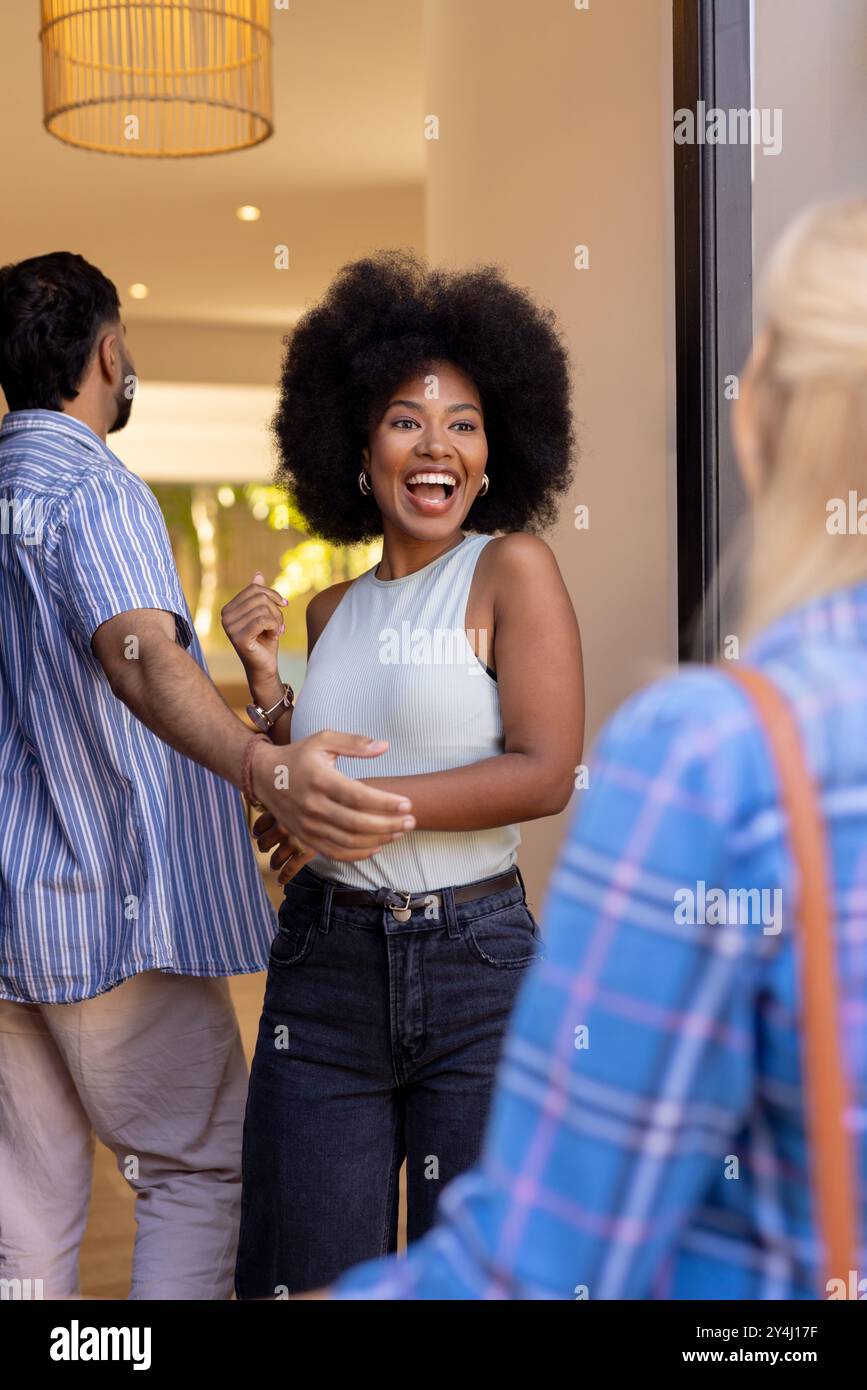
673, 0, 753, 661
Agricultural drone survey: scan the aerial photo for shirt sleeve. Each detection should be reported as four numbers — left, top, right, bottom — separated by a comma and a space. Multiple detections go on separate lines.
331, 670, 765, 1299
51, 466, 193, 649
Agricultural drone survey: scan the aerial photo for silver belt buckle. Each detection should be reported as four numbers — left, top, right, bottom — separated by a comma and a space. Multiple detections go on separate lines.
388, 890, 413, 923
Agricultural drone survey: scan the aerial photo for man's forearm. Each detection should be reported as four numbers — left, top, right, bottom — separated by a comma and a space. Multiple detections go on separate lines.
108, 633, 255, 788
93, 611, 417, 863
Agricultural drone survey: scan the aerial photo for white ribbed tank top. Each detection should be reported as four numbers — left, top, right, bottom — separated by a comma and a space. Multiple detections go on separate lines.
290, 532, 520, 891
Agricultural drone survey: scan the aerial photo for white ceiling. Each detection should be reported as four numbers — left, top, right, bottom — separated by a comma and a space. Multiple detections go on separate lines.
0, 0, 426, 327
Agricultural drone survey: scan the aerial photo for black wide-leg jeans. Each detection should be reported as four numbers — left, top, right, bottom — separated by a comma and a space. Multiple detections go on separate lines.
234, 862, 543, 1298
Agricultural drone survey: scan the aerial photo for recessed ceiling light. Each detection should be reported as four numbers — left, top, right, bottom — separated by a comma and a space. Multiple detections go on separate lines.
236, 205, 261, 222
128, 283, 149, 300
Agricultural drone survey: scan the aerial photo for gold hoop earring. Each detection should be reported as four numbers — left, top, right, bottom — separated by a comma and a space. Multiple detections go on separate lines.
358, 470, 372, 496
478, 474, 490, 496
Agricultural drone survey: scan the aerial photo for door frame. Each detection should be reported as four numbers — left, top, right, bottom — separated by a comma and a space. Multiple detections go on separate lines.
672, 0, 753, 660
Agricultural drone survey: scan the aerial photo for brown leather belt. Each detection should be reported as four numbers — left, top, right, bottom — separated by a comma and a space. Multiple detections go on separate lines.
304, 866, 522, 923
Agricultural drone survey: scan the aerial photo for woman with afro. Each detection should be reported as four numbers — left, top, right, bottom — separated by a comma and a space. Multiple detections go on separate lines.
223, 250, 584, 1297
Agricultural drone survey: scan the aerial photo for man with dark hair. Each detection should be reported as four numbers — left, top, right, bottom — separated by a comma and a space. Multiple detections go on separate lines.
0, 251, 132, 419
0, 252, 414, 1299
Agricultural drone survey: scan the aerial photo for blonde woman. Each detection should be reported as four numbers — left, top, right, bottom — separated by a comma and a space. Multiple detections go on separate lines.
324, 198, 867, 1299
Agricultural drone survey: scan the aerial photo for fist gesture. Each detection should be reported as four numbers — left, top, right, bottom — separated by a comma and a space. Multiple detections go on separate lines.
221, 572, 287, 696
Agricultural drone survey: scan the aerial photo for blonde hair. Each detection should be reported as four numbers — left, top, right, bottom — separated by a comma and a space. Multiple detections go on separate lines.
737, 197, 867, 641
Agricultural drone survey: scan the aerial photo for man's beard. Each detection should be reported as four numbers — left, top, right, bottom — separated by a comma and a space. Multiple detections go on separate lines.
109, 350, 136, 434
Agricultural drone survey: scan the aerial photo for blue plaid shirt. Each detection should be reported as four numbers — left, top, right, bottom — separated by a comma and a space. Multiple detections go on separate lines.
333, 583, 867, 1299
0, 410, 274, 1004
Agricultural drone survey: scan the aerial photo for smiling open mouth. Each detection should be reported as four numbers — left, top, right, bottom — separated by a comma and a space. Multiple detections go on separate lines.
404, 471, 457, 504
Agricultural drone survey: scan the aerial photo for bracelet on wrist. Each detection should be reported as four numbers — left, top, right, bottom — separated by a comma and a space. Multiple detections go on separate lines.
241, 734, 270, 806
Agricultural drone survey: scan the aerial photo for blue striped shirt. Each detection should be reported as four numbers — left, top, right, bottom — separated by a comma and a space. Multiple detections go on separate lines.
332, 582, 867, 1299
0, 410, 274, 1004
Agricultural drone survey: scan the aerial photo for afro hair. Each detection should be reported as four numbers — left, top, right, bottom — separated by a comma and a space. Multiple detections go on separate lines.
272, 249, 575, 543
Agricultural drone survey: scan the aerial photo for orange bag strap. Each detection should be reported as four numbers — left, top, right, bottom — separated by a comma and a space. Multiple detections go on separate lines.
728, 667, 857, 1293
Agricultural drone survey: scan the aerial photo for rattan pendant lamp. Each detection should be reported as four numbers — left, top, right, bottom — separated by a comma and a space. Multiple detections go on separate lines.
40, 0, 273, 157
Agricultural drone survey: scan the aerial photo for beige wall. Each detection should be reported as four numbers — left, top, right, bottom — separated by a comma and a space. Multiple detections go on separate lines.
424, 0, 678, 908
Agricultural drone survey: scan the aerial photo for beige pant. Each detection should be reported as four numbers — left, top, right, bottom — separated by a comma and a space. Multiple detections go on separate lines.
0, 971, 249, 1300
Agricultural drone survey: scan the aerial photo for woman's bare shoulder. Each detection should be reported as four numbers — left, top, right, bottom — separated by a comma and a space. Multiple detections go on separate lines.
482, 531, 560, 575
477, 532, 565, 604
